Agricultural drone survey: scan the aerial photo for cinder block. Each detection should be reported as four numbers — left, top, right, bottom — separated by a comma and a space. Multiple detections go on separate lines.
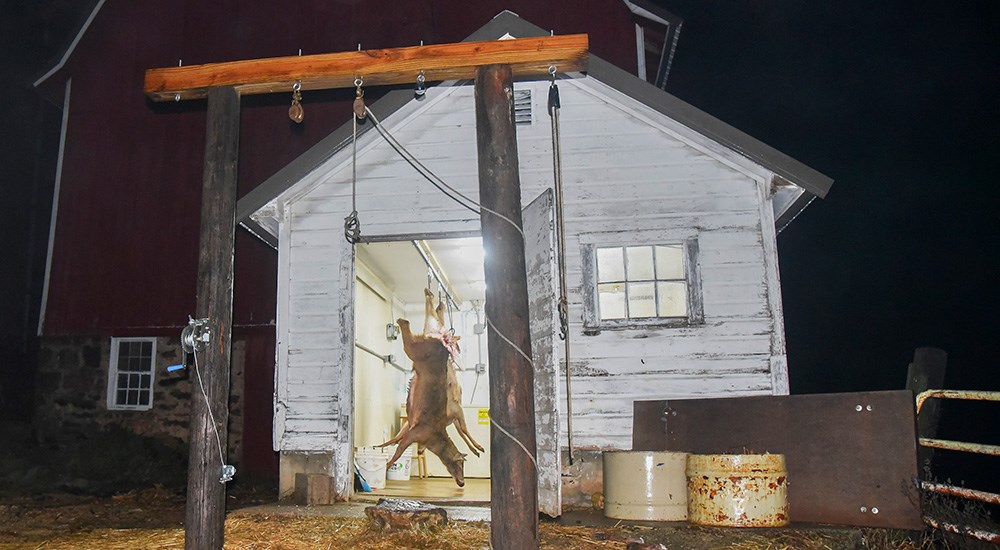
294, 472, 335, 505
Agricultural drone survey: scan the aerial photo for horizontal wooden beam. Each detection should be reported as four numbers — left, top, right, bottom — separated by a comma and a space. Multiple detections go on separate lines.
144, 34, 588, 102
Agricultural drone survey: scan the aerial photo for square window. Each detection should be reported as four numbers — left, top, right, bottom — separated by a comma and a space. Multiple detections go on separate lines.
584, 238, 702, 330
107, 337, 157, 411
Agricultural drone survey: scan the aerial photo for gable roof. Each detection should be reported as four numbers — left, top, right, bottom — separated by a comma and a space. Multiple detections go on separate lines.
236, 10, 833, 245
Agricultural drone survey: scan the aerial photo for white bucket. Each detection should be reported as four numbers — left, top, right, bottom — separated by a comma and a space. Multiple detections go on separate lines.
603, 450, 689, 521
355, 447, 388, 490
386, 445, 415, 481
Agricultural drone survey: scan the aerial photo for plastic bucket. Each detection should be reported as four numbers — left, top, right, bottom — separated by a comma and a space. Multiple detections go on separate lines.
355, 447, 388, 490
603, 450, 689, 521
686, 453, 789, 527
386, 445, 414, 481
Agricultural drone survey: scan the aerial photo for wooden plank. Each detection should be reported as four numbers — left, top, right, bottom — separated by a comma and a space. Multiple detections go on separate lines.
145, 34, 589, 101
476, 64, 539, 549
185, 86, 240, 550
632, 391, 924, 530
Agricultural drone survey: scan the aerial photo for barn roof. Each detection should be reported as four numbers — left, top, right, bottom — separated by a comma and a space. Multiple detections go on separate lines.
235, 10, 833, 244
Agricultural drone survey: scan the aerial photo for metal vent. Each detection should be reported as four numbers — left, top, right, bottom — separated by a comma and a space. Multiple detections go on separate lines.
514, 89, 532, 125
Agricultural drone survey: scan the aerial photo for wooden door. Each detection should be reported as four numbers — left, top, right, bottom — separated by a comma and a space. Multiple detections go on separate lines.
523, 189, 561, 517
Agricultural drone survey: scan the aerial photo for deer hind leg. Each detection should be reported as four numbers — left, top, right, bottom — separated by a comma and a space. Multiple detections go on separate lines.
423, 288, 439, 333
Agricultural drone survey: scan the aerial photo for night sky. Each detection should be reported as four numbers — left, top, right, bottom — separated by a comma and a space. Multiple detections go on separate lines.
656, 1, 999, 396
2, 1, 997, 485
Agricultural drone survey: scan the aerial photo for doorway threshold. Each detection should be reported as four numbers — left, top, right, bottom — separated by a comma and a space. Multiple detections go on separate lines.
352, 478, 490, 507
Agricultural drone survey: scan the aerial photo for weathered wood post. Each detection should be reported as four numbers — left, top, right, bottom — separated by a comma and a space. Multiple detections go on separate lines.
906, 346, 948, 476
475, 64, 539, 550
185, 86, 240, 549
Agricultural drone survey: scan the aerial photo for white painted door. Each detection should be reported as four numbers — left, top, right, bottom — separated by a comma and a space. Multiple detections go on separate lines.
523, 189, 562, 517
332, 234, 357, 499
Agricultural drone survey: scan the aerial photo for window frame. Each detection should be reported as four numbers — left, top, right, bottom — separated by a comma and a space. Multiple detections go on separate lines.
106, 337, 157, 411
581, 237, 703, 332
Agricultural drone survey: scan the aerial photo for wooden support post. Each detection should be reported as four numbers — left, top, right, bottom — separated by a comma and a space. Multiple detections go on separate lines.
906, 346, 948, 476
475, 64, 539, 550
185, 86, 240, 550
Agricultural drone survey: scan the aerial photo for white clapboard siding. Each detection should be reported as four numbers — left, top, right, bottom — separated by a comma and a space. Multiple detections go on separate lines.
273, 76, 785, 452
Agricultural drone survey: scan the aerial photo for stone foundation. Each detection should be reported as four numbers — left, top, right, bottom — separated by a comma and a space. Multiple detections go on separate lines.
33, 335, 246, 486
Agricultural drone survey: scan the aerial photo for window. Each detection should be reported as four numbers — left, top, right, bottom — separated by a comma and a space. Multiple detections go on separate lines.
582, 240, 702, 331
107, 337, 157, 410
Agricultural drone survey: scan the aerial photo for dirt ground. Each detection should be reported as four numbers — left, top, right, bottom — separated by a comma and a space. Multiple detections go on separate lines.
0, 423, 989, 549
0, 484, 939, 550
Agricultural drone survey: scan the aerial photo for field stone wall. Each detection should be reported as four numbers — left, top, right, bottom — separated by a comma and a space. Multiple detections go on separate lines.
34, 335, 246, 476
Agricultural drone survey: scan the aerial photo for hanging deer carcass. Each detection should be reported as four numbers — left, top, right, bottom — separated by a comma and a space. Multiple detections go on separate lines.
379, 315, 467, 486
422, 289, 486, 458
379, 289, 488, 486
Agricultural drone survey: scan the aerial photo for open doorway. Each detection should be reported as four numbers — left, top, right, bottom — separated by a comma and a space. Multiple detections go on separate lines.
351, 235, 491, 504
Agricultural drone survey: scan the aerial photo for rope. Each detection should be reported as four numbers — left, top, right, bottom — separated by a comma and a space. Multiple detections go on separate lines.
364, 106, 524, 239
549, 71, 575, 464
492, 418, 538, 469
344, 109, 362, 244
192, 349, 227, 477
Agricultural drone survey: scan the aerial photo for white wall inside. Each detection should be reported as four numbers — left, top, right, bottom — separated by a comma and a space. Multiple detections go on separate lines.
353, 262, 409, 448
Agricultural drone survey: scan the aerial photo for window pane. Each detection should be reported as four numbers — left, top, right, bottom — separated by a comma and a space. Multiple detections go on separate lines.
657, 282, 688, 317
130, 373, 141, 389
140, 341, 152, 357
140, 374, 151, 389
628, 282, 656, 318
118, 373, 129, 387
596, 247, 625, 282
598, 283, 626, 319
117, 389, 127, 405
138, 392, 150, 406
626, 246, 654, 280
655, 245, 684, 280
127, 390, 138, 405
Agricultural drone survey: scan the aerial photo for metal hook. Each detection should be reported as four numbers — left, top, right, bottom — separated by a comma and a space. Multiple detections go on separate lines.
415, 71, 427, 99
292, 81, 301, 92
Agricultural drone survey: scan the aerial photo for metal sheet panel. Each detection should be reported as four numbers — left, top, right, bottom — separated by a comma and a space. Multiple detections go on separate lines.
632, 391, 923, 529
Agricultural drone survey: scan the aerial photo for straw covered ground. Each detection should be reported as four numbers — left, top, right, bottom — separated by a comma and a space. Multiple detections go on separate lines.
0, 485, 939, 550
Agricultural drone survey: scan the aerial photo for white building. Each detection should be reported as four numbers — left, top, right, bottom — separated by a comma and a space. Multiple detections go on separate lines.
237, 11, 832, 514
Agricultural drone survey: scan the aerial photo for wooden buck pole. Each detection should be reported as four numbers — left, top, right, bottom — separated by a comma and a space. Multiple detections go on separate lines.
143, 34, 586, 543
185, 86, 240, 549
476, 64, 539, 550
